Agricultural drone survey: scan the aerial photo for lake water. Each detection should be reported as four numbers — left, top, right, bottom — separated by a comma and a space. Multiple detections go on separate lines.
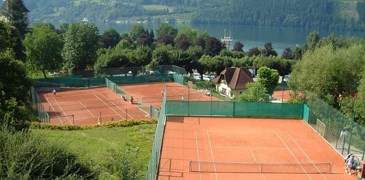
97, 23, 365, 53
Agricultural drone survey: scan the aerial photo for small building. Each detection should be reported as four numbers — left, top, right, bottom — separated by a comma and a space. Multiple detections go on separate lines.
212, 67, 254, 99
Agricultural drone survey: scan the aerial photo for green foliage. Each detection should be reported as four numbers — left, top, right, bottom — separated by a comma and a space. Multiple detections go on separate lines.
62, 23, 100, 73
0, 21, 17, 53
24, 23, 63, 78
239, 82, 270, 102
289, 44, 365, 107
0, 127, 94, 179
257, 67, 279, 95
104, 148, 142, 180
0, 51, 32, 123
30, 119, 156, 130
100, 28, 120, 48
31, 123, 156, 179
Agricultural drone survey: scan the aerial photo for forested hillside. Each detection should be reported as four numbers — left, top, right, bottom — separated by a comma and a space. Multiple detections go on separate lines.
1, 0, 365, 30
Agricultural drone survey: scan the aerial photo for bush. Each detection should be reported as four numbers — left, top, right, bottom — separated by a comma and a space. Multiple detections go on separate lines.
30, 119, 157, 130
101, 147, 142, 180
0, 127, 94, 179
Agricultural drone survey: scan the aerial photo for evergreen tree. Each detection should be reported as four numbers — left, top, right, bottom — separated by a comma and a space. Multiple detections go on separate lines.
1, 0, 29, 61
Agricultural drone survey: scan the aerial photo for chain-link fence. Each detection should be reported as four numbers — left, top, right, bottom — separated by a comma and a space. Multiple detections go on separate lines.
306, 98, 365, 160
29, 86, 49, 123
146, 88, 167, 180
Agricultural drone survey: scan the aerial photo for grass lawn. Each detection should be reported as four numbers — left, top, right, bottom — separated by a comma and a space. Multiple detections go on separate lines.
31, 123, 156, 179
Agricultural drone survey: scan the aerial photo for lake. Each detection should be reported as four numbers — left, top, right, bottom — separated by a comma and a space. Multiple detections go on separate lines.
97, 23, 365, 53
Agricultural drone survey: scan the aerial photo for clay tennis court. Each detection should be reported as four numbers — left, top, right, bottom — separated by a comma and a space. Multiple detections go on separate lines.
38, 87, 147, 125
272, 90, 292, 102
120, 82, 220, 108
158, 117, 352, 180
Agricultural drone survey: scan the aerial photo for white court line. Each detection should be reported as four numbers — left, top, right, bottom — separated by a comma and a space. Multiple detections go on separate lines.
276, 132, 312, 180
45, 97, 63, 125
207, 131, 218, 180
93, 94, 124, 119
288, 133, 327, 179
194, 130, 202, 180
53, 97, 73, 124
248, 147, 266, 180
79, 101, 95, 117
97, 93, 134, 119
214, 147, 288, 150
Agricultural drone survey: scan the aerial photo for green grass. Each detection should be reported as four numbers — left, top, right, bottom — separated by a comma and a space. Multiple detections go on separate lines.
30, 124, 156, 179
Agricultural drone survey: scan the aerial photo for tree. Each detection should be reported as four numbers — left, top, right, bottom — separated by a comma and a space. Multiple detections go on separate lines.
62, 23, 100, 73
0, 52, 32, 123
239, 82, 270, 102
247, 47, 261, 57
233, 41, 244, 52
175, 34, 190, 51
0, 21, 17, 53
1, 0, 29, 61
306, 31, 320, 51
257, 66, 279, 95
1, 0, 29, 38
282, 48, 293, 59
101, 28, 120, 48
263, 42, 277, 57
289, 44, 365, 107
204, 36, 222, 56
156, 23, 178, 39
24, 23, 63, 78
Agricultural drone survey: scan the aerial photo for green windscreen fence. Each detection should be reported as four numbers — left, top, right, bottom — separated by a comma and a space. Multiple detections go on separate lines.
165, 101, 304, 119
306, 98, 365, 160
146, 89, 167, 180
34, 75, 105, 88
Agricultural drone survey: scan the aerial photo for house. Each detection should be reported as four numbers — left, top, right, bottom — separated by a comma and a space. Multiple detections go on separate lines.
212, 67, 254, 99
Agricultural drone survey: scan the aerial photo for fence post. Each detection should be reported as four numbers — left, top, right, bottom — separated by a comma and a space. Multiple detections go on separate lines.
347, 116, 355, 155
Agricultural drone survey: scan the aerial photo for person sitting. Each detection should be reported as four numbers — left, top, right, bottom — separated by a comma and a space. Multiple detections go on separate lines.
345, 155, 354, 174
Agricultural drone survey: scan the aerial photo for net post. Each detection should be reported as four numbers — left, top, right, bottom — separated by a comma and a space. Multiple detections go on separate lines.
72, 114, 75, 125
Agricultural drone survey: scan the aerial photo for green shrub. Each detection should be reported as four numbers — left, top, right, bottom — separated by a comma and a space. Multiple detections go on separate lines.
102, 147, 142, 180
0, 128, 94, 179
30, 119, 157, 130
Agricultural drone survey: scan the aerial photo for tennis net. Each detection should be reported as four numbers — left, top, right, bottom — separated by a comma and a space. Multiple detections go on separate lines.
189, 161, 333, 174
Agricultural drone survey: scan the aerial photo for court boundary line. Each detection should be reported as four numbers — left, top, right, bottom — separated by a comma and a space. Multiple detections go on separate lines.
288, 133, 328, 177
249, 148, 266, 179
194, 130, 202, 180
93, 93, 124, 119
53, 97, 73, 124
276, 132, 312, 179
45, 97, 63, 125
97, 93, 134, 119
207, 131, 219, 180
79, 101, 95, 118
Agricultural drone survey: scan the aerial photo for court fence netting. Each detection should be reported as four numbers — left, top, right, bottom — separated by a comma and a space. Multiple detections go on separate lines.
29, 86, 49, 123
189, 161, 333, 174
105, 77, 161, 118
305, 97, 365, 161
34, 65, 185, 89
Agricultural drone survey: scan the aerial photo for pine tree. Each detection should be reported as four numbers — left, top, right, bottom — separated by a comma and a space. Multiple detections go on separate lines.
1, 0, 29, 61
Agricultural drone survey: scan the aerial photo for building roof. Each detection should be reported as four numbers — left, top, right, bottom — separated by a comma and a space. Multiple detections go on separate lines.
212, 67, 253, 90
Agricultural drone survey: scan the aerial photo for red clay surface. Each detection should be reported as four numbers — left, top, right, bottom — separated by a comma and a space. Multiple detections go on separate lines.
159, 117, 352, 180
272, 90, 292, 102
120, 82, 220, 108
39, 87, 147, 126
